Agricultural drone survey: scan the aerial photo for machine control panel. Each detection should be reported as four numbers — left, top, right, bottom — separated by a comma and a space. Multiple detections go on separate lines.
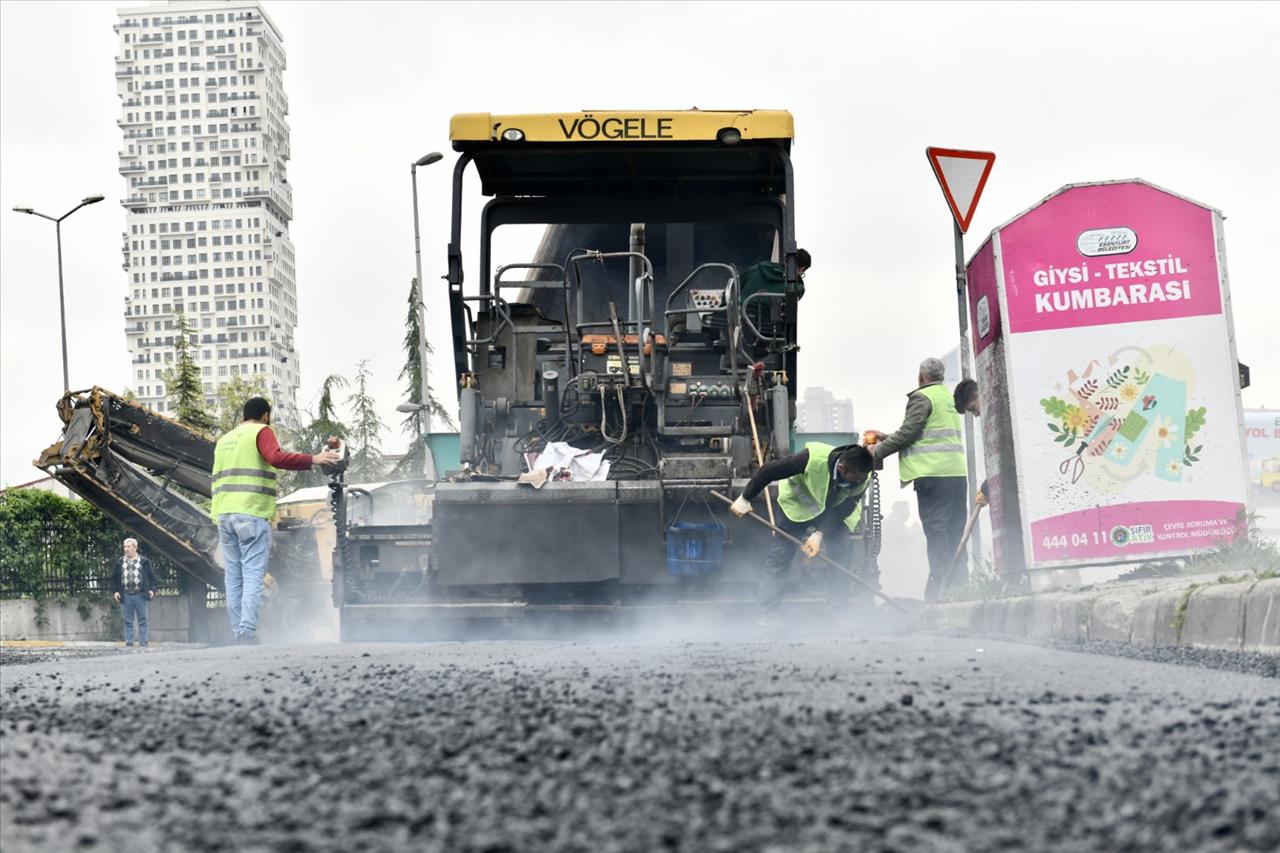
688, 288, 725, 310
667, 376, 736, 399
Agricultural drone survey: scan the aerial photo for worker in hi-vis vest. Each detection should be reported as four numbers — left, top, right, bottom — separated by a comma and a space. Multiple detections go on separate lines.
211, 396, 340, 644
730, 443, 876, 614
869, 357, 968, 603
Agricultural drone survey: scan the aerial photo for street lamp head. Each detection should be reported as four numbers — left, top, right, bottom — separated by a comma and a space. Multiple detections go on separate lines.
82, 195, 106, 205
413, 152, 443, 168
395, 401, 425, 414
12, 206, 34, 214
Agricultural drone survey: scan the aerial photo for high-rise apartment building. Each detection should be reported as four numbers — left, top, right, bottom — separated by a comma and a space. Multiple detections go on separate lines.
115, 0, 299, 423
796, 386, 855, 434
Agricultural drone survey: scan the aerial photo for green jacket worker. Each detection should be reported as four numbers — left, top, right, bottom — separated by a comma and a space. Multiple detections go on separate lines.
731, 442, 874, 612
869, 358, 967, 602
211, 396, 340, 644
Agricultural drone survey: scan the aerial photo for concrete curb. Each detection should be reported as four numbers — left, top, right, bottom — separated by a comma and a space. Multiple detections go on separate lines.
921, 573, 1280, 654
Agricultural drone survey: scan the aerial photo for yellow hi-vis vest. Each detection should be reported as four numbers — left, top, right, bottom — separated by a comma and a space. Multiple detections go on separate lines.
210, 422, 277, 520
898, 383, 967, 482
776, 442, 870, 524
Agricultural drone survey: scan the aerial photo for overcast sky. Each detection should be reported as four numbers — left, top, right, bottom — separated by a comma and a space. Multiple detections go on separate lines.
2, 0, 1278, 513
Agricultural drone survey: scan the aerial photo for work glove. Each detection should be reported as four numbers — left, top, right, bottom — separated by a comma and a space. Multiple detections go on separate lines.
730, 495, 752, 517
801, 530, 824, 559
975, 490, 988, 507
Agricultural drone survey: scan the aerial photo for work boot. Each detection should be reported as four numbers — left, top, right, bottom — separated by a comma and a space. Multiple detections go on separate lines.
237, 633, 261, 646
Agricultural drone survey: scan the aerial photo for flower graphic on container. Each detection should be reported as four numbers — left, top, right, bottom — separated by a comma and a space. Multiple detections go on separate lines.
1064, 406, 1089, 431
1044, 357, 1206, 486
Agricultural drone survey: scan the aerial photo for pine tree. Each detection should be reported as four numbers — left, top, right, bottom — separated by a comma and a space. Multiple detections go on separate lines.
345, 359, 386, 482
163, 312, 215, 432
282, 374, 350, 489
394, 278, 454, 477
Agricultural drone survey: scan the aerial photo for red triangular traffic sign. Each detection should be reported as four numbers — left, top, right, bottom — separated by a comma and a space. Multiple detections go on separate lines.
926, 147, 996, 234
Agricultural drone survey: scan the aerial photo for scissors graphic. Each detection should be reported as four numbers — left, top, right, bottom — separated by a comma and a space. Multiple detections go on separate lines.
1059, 442, 1087, 483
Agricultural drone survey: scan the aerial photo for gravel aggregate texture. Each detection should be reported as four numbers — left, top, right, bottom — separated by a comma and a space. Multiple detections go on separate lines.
2, 632, 1278, 852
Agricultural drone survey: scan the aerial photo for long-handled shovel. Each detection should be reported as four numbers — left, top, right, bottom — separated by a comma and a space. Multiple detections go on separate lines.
941, 502, 984, 594
710, 490, 910, 617
745, 400, 777, 531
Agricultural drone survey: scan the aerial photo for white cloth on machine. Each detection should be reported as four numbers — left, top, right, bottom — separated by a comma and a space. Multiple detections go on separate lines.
519, 441, 611, 487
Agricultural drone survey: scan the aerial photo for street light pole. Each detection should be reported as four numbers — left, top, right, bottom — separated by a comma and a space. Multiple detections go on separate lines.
410, 152, 443, 477
12, 195, 105, 392
411, 153, 443, 428
55, 219, 68, 393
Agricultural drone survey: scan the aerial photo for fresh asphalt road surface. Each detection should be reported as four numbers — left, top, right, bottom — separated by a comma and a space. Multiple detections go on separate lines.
2, 633, 1278, 853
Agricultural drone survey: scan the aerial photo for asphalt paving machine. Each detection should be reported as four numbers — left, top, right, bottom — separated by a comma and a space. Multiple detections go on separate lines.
333, 109, 883, 638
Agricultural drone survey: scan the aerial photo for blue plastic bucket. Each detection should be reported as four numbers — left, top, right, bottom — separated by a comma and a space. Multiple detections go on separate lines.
665, 521, 726, 577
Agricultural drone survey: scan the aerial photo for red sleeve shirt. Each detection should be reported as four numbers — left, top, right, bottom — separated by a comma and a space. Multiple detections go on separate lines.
256, 426, 314, 471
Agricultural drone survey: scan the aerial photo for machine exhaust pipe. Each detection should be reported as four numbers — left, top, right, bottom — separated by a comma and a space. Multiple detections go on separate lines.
542, 369, 561, 427
768, 383, 790, 459
459, 386, 481, 463
628, 223, 645, 325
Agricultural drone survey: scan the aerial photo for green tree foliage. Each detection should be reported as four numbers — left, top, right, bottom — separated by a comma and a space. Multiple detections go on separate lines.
346, 359, 386, 482
393, 279, 454, 478
0, 489, 176, 598
162, 311, 215, 433
214, 374, 269, 434
280, 374, 350, 491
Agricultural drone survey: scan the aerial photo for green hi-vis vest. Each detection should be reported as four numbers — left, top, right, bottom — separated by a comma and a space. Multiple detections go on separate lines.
210, 422, 277, 520
898, 383, 967, 482
777, 442, 869, 524
844, 498, 864, 534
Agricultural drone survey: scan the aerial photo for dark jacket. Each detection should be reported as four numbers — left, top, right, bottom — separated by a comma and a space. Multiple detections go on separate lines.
112, 555, 158, 596
742, 444, 860, 534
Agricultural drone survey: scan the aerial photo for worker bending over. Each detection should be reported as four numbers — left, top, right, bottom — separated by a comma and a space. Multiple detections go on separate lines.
731, 442, 875, 612
869, 358, 968, 602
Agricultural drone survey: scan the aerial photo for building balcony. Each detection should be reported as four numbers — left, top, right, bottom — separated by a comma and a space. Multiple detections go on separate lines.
117, 117, 149, 128
119, 162, 145, 174
115, 68, 138, 78
122, 196, 150, 209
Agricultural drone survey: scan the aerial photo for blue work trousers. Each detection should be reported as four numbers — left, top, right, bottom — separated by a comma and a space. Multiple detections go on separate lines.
218, 512, 272, 638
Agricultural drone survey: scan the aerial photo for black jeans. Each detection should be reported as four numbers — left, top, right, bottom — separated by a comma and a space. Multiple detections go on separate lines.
758, 511, 855, 611
914, 476, 969, 603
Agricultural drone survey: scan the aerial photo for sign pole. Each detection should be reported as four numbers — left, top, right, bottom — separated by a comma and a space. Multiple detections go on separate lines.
926, 146, 995, 578
952, 218, 983, 571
